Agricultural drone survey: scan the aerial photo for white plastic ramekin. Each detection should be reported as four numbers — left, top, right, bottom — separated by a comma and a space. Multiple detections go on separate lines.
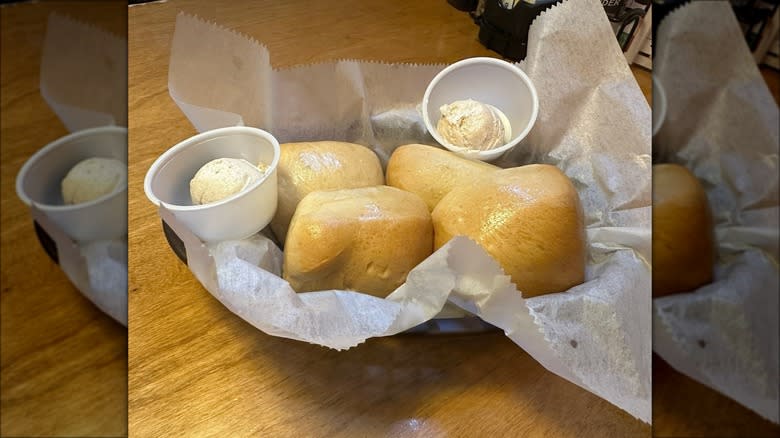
16, 126, 128, 242
422, 57, 539, 162
144, 126, 280, 243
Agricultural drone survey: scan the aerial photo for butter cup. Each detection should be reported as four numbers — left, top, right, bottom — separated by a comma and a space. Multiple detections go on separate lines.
144, 126, 280, 243
422, 57, 539, 162
15, 126, 127, 242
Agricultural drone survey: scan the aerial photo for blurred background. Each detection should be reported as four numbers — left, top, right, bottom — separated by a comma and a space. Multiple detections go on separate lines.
651, 0, 779, 437
0, 1, 127, 436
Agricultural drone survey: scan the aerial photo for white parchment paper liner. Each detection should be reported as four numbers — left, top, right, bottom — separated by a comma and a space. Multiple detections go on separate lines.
653, 2, 779, 423
27, 12, 128, 325
40, 12, 126, 131
163, 0, 650, 421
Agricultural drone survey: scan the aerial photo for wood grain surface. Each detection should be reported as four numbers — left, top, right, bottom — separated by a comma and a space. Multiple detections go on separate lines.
761, 66, 780, 105
653, 355, 780, 437
0, 2, 127, 437
128, 1, 651, 437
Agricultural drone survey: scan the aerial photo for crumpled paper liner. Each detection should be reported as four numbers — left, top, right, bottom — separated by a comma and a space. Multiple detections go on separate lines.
32, 206, 127, 326
653, 2, 779, 423
163, 0, 650, 422
27, 12, 128, 326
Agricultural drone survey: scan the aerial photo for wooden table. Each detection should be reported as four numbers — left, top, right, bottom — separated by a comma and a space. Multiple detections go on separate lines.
0, 2, 127, 437
653, 355, 780, 437
128, 1, 650, 436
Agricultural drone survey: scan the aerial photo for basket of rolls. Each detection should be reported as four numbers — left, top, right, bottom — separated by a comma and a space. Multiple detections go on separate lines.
146, 0, 651, 422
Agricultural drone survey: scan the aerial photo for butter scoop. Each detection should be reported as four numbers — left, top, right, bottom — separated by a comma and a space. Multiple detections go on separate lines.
437, 99, 511, 151
61, 157, 127, 205
189, 157, 266, 205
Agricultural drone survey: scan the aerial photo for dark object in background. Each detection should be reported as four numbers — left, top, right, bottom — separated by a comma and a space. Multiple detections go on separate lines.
602, 0, 629, 19
448, 0, 478, 12
476, 0, 563, 62
651, 0, 778, 55
608, 2, 649, 51
731, 0, 780, 51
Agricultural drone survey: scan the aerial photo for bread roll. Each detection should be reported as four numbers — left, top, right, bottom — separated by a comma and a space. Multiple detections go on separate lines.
271, 141, 384, 242
284, 186, 432, 297
652, 163, 714, 297
432, 164, 586, 297
61, 157, 126, 205
386, 144, 497, 211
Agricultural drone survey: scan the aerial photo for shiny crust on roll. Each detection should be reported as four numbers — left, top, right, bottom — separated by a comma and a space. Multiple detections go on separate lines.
432, 164, 586, 298
271, 141, 384, 243
386, 143, 497, 212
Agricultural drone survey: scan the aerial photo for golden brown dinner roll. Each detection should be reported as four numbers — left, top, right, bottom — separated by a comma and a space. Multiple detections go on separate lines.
652, 163, 714, 297
432, 164, 586, 298
283, 186, 433, 297
271, 141, 384, 242
386, 144, 498, 211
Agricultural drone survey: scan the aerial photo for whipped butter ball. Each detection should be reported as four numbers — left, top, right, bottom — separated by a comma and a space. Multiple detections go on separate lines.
437, 99, 509, 151
61, 157, 126, 205
189, 157, 266, 205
